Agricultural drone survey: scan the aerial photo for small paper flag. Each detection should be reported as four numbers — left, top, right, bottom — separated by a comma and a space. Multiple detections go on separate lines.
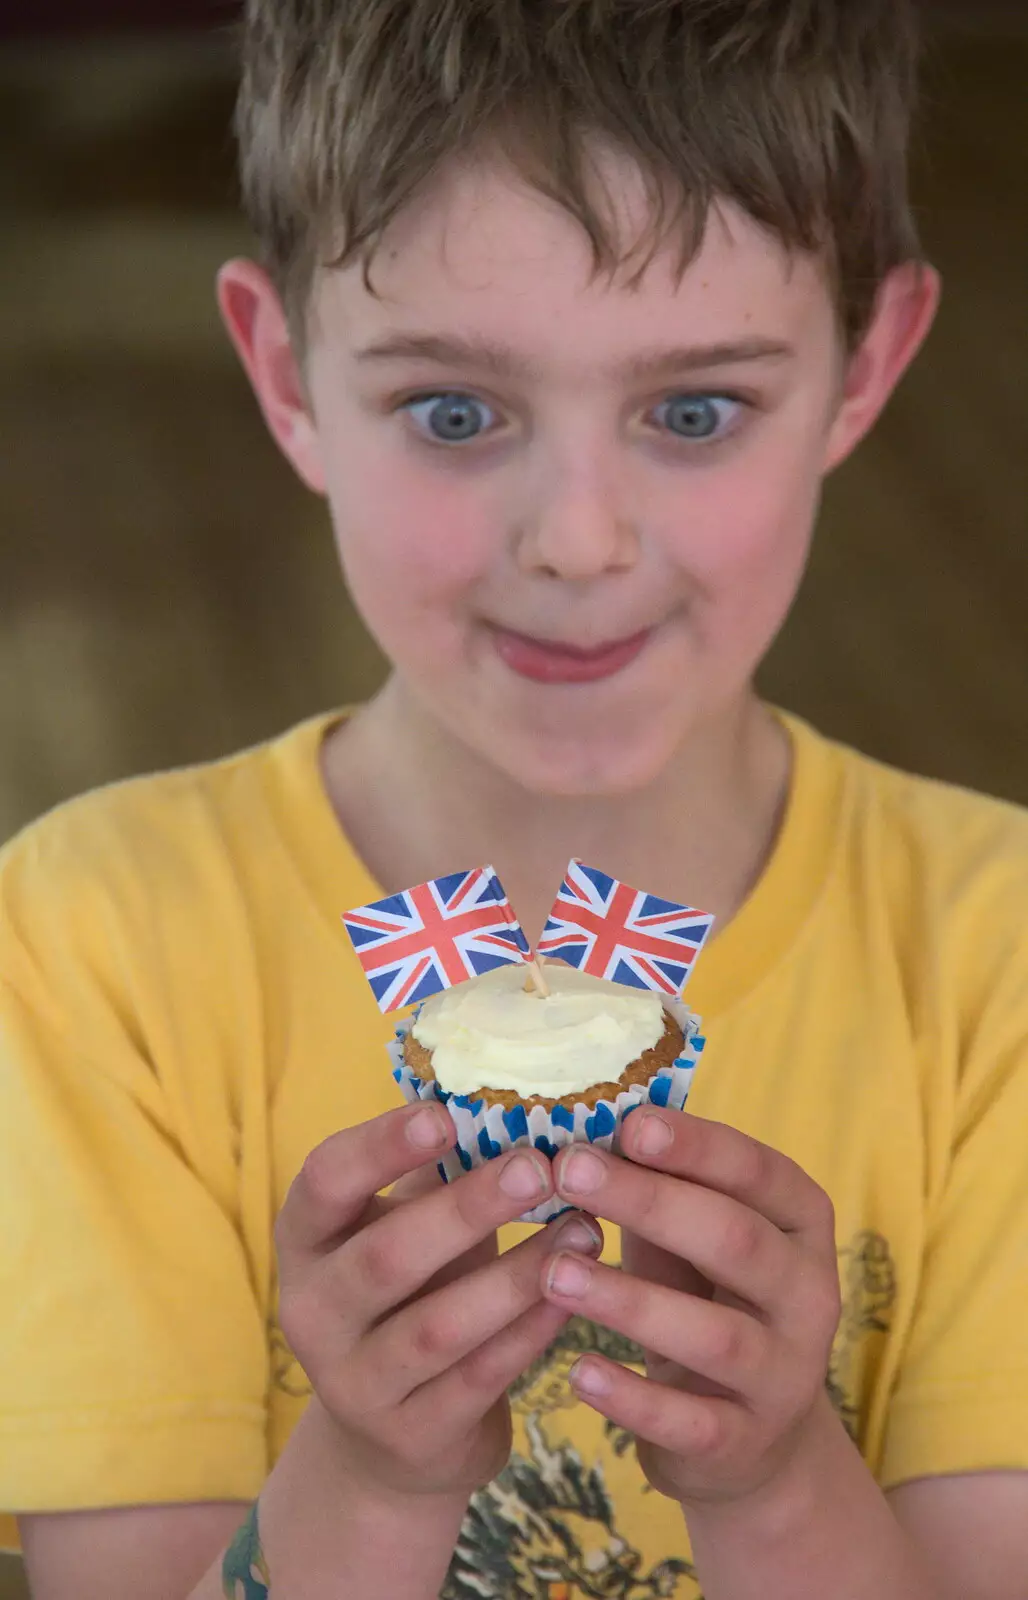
536, 858, 714, 996
343, 866, 530, 1013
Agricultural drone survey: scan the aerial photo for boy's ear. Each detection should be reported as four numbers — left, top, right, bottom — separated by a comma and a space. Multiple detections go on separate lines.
823, 261, 941, 473
216, 259, 327, 495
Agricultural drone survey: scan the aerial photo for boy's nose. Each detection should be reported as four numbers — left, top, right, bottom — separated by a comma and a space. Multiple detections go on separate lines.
514, 480, 640, 581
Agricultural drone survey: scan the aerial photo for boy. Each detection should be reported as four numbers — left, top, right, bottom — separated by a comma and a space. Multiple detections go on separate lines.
2, 0, 1027, 1595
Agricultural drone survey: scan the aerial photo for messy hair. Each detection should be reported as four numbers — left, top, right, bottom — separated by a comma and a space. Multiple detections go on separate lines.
236, 0, 923, 351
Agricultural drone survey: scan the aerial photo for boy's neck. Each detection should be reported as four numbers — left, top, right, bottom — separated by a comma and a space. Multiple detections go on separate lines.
321, 678, 791, 945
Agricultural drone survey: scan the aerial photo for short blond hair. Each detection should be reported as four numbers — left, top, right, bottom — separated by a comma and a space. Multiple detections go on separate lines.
235, 0, 923, 350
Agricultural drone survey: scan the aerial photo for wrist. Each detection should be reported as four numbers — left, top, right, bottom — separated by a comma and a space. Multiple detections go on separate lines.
678, 1392, 944, 1600
301, 1396, 473, 1524
679, 1390, 844, 1544
254, 1397, 471, 1598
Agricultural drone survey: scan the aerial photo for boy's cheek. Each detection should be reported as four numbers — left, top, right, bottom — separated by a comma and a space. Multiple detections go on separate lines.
669, 460, 816, 590
671, 478, 818, 674
328, 467, 492, 600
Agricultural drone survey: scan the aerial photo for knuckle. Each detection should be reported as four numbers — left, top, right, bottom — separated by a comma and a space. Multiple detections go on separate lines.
737, 1139, 771, 1194
721, 1210, 763, 1268
687, 1402, 727, 1459
355, 1229, 404, 1294
411, 1307, 463, 1363
707, 1314, 750, 1374
298, 1138, 347, 1214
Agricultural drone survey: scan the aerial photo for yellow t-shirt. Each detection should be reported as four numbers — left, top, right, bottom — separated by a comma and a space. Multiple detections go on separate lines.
2, 710, 1027, 1595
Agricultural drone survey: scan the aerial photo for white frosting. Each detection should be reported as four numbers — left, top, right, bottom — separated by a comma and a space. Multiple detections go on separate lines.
411, 963, 667, 1099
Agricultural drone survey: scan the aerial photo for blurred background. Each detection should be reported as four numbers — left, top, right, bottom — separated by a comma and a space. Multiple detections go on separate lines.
0, 0, 1025, 1583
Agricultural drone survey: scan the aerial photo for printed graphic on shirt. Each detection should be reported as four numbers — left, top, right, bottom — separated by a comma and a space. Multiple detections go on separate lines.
826, 1231, 897, 1440
445, 1315, 692, 1597
269, 1232, 897, 1599
443, 1411, 695, 1600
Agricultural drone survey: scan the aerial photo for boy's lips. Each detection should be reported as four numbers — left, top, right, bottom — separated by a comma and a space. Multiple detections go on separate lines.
488, 624, 655, 684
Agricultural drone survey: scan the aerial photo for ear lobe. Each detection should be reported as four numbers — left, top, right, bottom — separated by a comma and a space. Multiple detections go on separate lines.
216, 258, 327, 494
824, 260, 942, 474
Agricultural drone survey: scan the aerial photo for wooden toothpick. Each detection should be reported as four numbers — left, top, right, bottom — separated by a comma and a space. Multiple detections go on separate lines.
524, 957, 551, 998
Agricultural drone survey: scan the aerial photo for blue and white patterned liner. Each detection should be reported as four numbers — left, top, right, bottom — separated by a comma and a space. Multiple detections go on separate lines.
387, 997, 706, 1223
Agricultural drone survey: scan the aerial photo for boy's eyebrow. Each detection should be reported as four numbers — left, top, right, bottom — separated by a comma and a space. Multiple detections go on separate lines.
353, 332, 794, 380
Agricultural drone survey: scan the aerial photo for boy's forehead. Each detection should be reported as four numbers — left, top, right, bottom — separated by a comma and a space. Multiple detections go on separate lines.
316, 149, 834, 366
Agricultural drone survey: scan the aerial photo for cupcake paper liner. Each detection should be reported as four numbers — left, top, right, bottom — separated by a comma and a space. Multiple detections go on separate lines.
386, 997, 706, 1224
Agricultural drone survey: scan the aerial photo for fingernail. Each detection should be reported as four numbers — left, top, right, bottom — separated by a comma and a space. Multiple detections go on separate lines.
635, 1112, 673, 1157
570, 1358, 611, 1397
499, 1151, 549, 1200
405, 1106, 449, 1150
547, 1252, 593, 1298
560, 1149, 606, 1196
554, 1216, 602, 1254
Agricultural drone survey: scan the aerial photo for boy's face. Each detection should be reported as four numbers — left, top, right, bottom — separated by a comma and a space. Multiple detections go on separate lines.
287, 149, 872, 794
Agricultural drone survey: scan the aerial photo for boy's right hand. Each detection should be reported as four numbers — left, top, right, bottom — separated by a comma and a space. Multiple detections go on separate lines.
274, 1101, 602, 1500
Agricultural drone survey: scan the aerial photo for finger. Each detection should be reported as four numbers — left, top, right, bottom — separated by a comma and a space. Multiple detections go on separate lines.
621, 1227, 711, 1300
401, 1298, 573, 1444
419, 1230, 499, 1295
567, 1355, 739, 1460
542, 1256, 766, 1398
276, 1103, 455, 1265
320, 1146, 555, 1329
553, 1145, 796, 1314
364, 1213, 603, 1404
386, 1161, 447, 1205
621, 1109, 836, 1249
386, 1166, 498, 1292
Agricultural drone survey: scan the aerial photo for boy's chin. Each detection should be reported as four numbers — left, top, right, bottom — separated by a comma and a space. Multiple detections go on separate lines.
478, 717, 682, 798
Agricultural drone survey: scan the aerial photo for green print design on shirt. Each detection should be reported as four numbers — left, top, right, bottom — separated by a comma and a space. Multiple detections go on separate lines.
222, 1503, 270, 1599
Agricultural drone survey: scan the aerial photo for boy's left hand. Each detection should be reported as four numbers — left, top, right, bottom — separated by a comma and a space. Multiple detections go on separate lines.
541, 1108, 842, 1509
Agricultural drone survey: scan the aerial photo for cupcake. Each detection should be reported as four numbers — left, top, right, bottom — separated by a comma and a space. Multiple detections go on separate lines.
387, 962, 705, 1223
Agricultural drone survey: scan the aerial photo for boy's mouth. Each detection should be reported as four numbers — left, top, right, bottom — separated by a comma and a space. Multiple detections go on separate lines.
488, 624, 653, 685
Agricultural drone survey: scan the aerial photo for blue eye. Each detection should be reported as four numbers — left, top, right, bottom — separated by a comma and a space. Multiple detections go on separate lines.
656, 394, 741, 441
403, 392, 495, 444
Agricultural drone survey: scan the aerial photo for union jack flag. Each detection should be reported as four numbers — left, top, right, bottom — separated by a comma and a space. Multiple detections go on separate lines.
537, 858, 714, 996
343, 866, 530, 1013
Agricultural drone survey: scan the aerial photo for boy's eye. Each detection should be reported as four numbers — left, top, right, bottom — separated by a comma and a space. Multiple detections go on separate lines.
400, 390, 744, 447
403, 392, 495, 444
655, 394, 742, 441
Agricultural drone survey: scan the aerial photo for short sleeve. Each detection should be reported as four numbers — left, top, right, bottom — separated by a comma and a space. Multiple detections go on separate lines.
880, 948, 1028, 1487
0, 817, 270, 1514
